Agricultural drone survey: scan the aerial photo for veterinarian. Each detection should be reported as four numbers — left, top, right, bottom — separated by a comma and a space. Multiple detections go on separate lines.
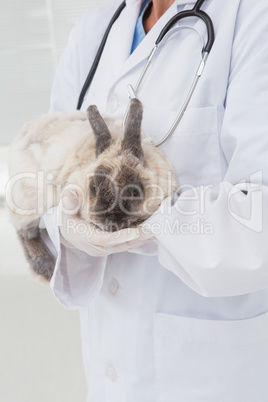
39, 0, 268, 400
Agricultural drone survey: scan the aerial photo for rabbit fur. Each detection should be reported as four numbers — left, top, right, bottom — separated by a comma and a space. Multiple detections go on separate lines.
7, 99, 178, 282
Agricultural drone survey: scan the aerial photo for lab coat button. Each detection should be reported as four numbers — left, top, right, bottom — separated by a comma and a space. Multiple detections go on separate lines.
109, 278, 119, 295
105, 365, 117, 382
109, 97, 118, 112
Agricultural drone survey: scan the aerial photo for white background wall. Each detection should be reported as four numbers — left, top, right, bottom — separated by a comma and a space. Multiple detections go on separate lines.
0, 0, 111, 401
0, 0, 110, 144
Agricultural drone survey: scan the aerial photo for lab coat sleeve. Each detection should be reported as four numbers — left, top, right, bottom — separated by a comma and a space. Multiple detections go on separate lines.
43, 2, 120, 308
39, 207, 107, 310
142, 2, 268, 298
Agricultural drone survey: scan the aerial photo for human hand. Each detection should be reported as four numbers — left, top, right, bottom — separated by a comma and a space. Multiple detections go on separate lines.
57, 190, 154, 257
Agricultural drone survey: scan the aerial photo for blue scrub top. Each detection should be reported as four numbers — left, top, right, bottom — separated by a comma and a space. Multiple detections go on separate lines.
130, 0, 152, 53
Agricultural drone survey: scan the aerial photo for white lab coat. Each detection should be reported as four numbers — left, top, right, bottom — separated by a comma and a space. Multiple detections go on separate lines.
40, 0, 268, 400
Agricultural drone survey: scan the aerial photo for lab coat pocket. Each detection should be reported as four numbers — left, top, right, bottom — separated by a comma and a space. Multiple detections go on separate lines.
154, 312, 268, 402
142, 106, 223, 187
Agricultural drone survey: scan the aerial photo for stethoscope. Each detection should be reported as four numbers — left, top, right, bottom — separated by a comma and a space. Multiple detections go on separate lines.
77, 0, 214, 147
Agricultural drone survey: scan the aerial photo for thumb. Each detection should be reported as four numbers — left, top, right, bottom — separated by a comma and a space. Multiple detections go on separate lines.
60, 190, 80, 214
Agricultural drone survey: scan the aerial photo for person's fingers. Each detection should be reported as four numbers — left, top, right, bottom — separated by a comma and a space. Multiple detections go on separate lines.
60, 224, 153, 256
93, 227, 141, 247
137, 225, 155, 240
59, 233, 76, 248
102, 233, 154, 255
60, 190, 82, 215
58, 195, 155, 256
76, 241, 109, 256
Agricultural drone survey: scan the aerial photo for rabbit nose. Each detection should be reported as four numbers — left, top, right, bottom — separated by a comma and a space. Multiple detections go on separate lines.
105, 221, 126, 232
107, 209, 127, 222
91, 203, 114, 215
95, 208, 130, 231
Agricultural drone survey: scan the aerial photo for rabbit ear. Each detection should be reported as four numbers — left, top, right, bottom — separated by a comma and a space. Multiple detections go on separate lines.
122, 98, 144, 163
87, 105, 112, 157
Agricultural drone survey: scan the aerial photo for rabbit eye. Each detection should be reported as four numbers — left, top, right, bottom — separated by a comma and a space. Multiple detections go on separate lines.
132, 188, 140, 197
90, 180, 96, 195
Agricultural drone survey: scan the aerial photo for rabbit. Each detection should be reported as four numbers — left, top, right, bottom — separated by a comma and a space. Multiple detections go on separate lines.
6, 98, 178, 282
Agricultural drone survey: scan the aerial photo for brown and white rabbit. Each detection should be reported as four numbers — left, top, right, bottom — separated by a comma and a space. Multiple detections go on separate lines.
6, 99, 178, 282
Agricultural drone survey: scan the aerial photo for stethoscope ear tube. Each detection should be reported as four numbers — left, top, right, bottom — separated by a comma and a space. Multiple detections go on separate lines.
155, 8, 214, 53
197, 10, 214, 52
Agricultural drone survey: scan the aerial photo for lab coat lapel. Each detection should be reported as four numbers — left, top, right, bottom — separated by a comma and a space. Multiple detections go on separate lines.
106, 0, 141, 77
119, 0, 179, 76
108, 0, 196, 82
